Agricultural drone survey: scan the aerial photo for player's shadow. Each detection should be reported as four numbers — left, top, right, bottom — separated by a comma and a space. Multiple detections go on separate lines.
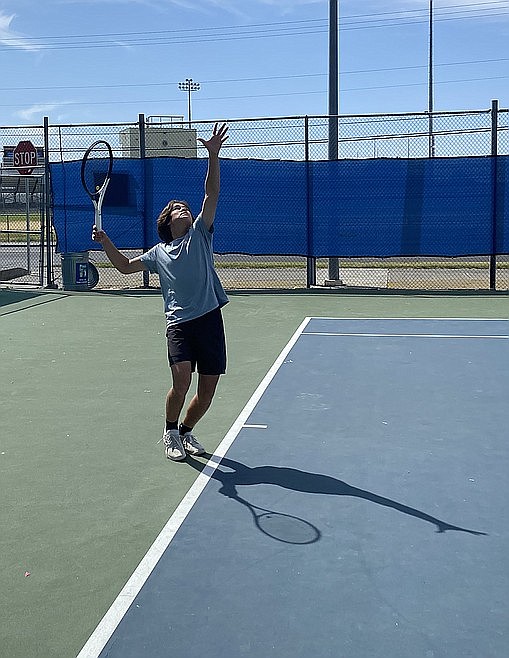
186, 455, 487, 537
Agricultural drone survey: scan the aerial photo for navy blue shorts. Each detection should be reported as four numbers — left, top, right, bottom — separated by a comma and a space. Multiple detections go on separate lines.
166, 307, 227, 375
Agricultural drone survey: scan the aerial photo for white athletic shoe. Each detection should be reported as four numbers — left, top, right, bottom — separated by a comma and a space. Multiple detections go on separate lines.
181, 432, 205, 456
161, 430, 186, 461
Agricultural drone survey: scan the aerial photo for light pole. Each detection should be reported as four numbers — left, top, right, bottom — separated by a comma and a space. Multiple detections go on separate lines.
328, 0, 341, 282
329, 0, 338, 161
178, 78, 200, 128
428, 0, 435, 157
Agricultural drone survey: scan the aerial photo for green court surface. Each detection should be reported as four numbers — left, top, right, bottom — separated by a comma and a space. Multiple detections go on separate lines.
1, 286, 507, 658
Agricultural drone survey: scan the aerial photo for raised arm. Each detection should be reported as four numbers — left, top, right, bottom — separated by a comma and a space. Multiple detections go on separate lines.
91, 226, 147, 274
198, 123, 228, 230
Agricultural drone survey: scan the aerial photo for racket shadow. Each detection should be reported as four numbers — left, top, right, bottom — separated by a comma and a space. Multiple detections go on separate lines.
187, 455, 487, 538
228, 492, 321, 545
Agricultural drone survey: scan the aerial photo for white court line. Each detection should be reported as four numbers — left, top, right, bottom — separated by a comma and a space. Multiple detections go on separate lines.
303, 332, 509, 339
76, 316, 311, 658
305, 317, 508, 321
243, 424, 268, 429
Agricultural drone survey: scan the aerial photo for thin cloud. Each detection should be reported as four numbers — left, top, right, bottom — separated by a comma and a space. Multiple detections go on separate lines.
54, 0, 509, 20
195, 0, 324, 10
0, 11, 40, 51
113, 40, 136, 50
256, 0, 324, 6
56, 0, 196, 9
16, 103, 72, 121
56, 0, 325, 13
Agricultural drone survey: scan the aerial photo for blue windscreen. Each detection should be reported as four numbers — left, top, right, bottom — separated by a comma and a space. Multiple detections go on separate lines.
310, 157, 494, 257
497, 157, 509, 254
51, 159, 145, 253
50, 155, 508, 256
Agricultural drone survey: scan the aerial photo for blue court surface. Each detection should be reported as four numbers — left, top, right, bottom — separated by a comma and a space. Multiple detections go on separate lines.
78, 318, 509, 658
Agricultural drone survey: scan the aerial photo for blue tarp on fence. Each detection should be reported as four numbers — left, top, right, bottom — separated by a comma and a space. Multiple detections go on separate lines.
51, 158, 145, 253
50, 155, 509, 256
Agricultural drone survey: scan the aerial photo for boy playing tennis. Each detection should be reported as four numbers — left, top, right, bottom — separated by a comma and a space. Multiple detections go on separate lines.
92, 123, 229, 461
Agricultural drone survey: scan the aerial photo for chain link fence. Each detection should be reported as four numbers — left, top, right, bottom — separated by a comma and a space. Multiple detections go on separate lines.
0, 125, 47, 286
1, 106, 508, 291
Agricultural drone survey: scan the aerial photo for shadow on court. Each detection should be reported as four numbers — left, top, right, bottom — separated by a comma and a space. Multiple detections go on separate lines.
0, 287, 66, 315
187, 455, 487, 538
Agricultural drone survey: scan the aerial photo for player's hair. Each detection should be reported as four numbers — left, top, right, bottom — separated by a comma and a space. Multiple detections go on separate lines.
156, 200, 192, 243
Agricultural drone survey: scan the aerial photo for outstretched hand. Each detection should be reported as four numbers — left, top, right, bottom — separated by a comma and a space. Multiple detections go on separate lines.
198, 122, 228, 156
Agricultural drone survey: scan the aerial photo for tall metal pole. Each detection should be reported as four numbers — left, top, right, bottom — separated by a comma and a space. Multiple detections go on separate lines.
139, 113, 150, 288
428, 0, 435, 157
328, 0, 338, 160
178, 78, 200, 128
489, 99, 499, 290
43, 116, 56, 288
328, 0, 341, 282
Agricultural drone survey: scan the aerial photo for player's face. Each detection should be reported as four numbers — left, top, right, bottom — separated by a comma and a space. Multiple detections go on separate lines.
170, 202, 192, 235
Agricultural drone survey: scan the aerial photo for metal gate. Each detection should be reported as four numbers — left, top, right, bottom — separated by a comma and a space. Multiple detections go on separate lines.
0, 172, 49, 286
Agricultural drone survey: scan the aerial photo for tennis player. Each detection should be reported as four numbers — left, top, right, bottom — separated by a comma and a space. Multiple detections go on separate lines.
92, 123, 229, 461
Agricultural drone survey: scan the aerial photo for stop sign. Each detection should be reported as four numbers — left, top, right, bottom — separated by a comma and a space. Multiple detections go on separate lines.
13, 141, 37, 175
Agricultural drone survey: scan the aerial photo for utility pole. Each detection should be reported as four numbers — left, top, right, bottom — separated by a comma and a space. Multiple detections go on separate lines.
428, 0, 435, 157
329, 0, 338, 161
328, 0, 341, 283
178, 78, 200, 128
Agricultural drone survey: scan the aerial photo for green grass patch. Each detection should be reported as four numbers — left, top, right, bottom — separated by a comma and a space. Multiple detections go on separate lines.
0, 214, 41, 226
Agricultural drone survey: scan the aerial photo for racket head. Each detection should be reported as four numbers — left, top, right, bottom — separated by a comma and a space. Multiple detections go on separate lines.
81, 140, 113, 199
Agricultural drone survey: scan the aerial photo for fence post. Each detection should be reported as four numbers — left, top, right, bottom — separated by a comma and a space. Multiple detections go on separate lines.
305, 116, 316, 287
327, 110, 341, 282
139, 113, 150, 288
489, 99, 498, 290
43, 116, 57, 288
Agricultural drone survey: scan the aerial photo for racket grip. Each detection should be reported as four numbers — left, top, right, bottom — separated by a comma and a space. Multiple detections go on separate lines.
95, 214, 102, 232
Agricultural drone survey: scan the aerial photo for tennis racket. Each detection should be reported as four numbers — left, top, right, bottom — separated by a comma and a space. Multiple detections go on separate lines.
81, 140, 113, 231
234, 494, 320, 545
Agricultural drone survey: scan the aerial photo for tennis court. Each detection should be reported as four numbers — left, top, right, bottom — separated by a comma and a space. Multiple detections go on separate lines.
1, 287, 508, 657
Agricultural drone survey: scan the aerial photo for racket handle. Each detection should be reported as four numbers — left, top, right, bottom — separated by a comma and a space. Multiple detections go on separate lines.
95, 215, 102, 232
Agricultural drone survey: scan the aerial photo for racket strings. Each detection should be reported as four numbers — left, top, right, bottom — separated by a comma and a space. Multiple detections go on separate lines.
81, 141, 113, 198
83, 161, 109, 193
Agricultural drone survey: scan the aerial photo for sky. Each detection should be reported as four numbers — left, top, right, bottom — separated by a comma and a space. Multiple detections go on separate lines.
1, 0, 509, 126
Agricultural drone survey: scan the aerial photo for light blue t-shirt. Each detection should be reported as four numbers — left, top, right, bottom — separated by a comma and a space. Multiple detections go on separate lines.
140, 214, 228, 326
